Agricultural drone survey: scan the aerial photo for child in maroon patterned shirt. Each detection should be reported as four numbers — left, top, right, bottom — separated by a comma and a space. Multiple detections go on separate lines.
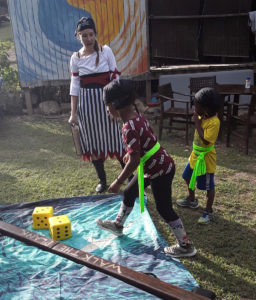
96, 80, 196, 258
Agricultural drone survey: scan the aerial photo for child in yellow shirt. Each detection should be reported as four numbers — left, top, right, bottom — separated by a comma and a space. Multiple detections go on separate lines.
177, 87, 221, 224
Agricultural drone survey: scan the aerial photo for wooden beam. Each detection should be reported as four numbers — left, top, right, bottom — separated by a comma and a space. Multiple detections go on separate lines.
146, 80, 151, 103
23, 87, 33, 115
150, 63, 256, 76
0, 220, 208, 300
149, 13, 248, 20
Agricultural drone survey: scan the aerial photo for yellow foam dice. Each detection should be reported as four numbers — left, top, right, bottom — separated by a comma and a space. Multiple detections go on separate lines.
49, 215, 72, 241
32, 206, 54, 229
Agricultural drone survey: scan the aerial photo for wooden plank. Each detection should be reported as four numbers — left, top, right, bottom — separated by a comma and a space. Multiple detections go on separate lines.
0, 220, 208, 300
201, 0, 251, 58
150, 63, 256, 74
145, 0, 151, 73
149, 0, 201, 62
146, 79, 151, 102
149, 0, 200, 16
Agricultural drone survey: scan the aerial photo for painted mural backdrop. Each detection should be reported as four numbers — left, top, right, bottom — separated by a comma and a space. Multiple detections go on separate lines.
8, 0, 148, 87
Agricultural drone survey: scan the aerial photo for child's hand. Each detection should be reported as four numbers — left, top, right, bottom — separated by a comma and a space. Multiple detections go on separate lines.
193, 111, 202, 126
108, 180, 122, 193
123, 153, 129, 164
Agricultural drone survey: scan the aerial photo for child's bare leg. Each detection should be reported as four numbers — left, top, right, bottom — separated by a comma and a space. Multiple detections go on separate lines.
206, 189, 214, 212
177, 179, 199, 208
185, 179, 195, 202
198, 189, 215, 224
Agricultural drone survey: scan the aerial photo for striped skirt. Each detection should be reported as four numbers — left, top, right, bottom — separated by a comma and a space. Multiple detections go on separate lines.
77, 78, 125, 161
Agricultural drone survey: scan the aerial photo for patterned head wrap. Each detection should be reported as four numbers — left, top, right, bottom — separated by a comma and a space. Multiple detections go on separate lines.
75, 17, 96, 36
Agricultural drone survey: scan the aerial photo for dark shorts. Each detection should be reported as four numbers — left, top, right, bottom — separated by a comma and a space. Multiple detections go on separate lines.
182, 162, 215, 190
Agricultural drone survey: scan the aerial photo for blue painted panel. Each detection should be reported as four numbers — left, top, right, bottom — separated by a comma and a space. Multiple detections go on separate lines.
8, 0, 149, 87
8, 0, 92, 86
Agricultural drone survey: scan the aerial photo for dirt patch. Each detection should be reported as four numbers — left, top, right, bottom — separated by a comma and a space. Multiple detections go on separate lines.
231, 172, 256, 184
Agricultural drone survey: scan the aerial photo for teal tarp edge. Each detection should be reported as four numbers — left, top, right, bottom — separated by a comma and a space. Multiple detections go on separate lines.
0, 194, 198, 299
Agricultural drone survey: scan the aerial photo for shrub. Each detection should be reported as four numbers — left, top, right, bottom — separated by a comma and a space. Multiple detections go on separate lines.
0, 41, 20, 93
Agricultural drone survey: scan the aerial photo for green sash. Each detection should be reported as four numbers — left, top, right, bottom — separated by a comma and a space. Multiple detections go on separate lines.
189, 142, 214, 190
138, 142, 160, 213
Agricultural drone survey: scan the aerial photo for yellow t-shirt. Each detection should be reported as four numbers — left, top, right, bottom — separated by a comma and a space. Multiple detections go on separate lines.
189, 115, 220, 173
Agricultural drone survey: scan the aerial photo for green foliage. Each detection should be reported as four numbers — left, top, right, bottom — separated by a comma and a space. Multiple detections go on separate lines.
0, 41, 19, 92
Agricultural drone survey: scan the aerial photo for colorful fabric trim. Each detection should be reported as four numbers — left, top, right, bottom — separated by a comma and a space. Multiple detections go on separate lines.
82, 150, 123, 162
110, 68, 121, 80
80, 72, 110, 88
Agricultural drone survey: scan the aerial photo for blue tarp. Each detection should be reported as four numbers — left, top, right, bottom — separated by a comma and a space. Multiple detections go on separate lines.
0, 195, 198, 299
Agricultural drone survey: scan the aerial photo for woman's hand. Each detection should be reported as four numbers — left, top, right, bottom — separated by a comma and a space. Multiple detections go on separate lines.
68, 115, 77, 125
108, 179, 122, 193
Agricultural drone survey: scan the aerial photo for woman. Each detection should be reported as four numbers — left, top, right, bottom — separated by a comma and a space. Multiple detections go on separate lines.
69, 17, 125, 193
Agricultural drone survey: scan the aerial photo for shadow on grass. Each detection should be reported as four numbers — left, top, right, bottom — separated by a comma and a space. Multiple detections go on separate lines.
147, 199, 256, 299
0, 173, 17, 183
0, 116, 77, 170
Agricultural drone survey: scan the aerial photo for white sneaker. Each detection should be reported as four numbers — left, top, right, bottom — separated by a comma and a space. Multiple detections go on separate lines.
96, 219, 123, 236
164, 243, 197, 258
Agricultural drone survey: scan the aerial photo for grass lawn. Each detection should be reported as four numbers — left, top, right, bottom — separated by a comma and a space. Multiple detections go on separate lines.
0, 22, 12, 41
0, 114, 256, 300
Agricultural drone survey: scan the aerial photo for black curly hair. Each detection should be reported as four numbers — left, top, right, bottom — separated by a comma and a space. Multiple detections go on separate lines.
195, 87, 221, 117
103, 80, 136, 110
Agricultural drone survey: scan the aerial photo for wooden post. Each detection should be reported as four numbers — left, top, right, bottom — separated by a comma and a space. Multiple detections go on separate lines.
24, 87, 33, 115
146, 79, 151, 103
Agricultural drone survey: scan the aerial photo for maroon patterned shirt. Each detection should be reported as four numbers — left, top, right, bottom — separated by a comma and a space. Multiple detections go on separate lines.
122, 114, 174, 179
